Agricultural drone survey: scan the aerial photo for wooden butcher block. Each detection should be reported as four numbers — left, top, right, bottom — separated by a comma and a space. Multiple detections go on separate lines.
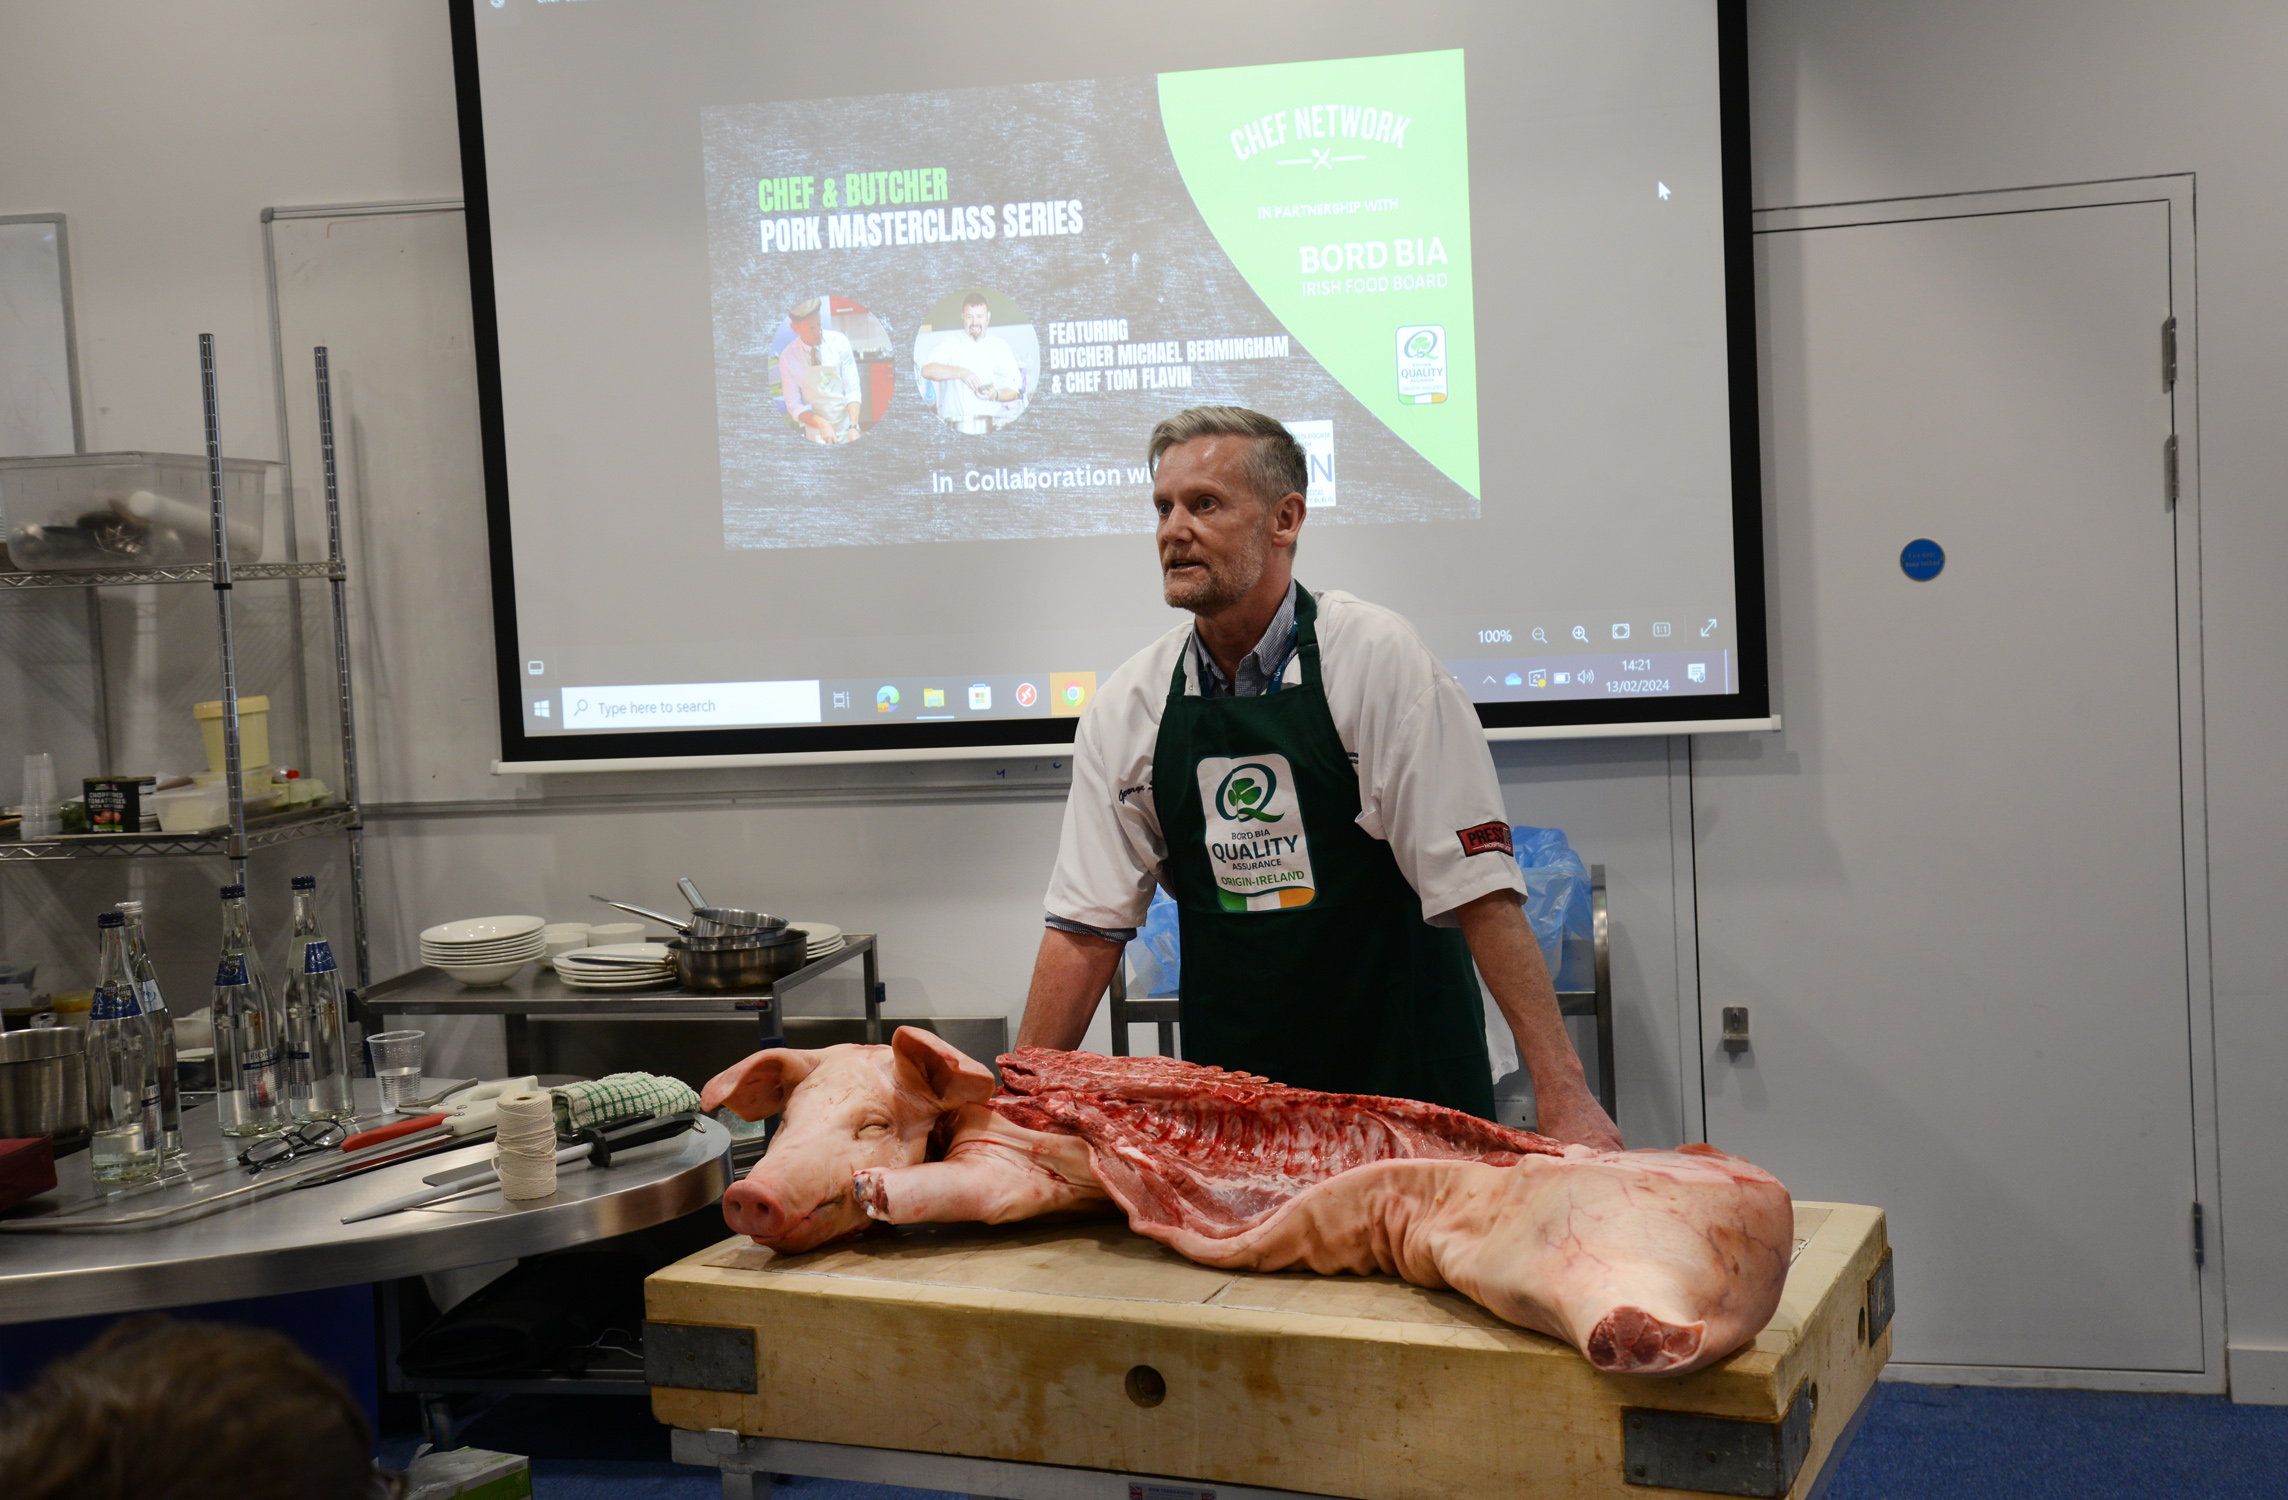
647, 1201, 1892, 1500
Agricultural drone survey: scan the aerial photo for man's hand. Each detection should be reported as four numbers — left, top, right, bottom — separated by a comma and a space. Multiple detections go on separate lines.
1532, 1080, 1623, 1153
1014, 925, 1123, 1050
1453, 889, 1624, 1151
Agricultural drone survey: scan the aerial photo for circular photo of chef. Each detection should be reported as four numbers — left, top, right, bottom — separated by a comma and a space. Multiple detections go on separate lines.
914, 288, 1039, 435
771, 295, 894, 444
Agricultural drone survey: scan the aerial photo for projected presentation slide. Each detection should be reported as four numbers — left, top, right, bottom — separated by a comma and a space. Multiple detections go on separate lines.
461, 0, 1752, 753
701, 53, 1477, 550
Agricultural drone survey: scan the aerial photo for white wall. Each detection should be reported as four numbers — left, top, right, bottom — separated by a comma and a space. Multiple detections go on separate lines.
1745, 0, 2288, 1392
5, 0, 2281, 1390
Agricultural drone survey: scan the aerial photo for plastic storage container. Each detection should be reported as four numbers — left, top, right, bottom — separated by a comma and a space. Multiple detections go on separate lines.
194, 696, 270, 773
153, 781, 228, 833
0, 452, 277, 571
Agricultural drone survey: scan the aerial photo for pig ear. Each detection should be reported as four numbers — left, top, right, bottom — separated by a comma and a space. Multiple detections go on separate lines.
891, 1026, 996, 1110
700, 1048, 819, 1121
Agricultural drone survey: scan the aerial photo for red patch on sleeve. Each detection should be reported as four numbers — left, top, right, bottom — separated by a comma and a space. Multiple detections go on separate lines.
1456, 821, 1514, 858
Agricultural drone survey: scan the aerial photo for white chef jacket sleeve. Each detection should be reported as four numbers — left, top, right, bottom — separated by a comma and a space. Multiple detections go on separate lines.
1042, 679, 1165, 932
1332, 599, 1526, 926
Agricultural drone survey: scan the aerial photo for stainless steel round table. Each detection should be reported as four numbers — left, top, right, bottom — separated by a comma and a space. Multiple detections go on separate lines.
0, 1083, 731, 1324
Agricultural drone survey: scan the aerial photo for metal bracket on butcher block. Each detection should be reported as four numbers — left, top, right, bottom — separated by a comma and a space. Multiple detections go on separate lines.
1865, 1248, 1896, 1344
1621, 1381, 1816, 1497
645, 1321, 759, 1394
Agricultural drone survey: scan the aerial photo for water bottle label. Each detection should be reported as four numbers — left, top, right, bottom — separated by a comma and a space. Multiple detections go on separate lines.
137, 977, 163, 1010
216, 956, 248, 987
303, 940, 338, 976
91, 984, 143, 1020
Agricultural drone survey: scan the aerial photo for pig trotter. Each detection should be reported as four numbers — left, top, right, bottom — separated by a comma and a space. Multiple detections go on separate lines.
1585, 1307, 1706, 1375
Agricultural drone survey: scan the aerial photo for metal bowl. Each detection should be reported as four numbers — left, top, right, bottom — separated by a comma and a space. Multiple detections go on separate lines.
0, 1027, 90, 1150
667, 930, 808, 992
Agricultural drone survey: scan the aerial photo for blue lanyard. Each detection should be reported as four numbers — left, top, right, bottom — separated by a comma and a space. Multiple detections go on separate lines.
1197, 617, 1300, 696
1264, 619, 1300, 693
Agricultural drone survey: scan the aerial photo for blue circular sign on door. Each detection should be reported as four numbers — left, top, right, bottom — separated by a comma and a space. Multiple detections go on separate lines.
1900, 538, 1946, 581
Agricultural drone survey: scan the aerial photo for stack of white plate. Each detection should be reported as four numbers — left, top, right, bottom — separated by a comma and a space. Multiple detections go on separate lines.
788, 921, 844, 961
554, 941, 675, 990
421, 915, 546, 986
541, 923, 591, 959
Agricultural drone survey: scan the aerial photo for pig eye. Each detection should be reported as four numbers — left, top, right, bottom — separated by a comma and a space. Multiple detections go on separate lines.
857, 1118, 892, 1138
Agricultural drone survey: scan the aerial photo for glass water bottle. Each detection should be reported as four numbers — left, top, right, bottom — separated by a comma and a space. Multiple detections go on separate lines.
116, 900, 182, 1159
213, 883, 287, 1137
285, 875, 356, 1122
90, 912, 162, 1184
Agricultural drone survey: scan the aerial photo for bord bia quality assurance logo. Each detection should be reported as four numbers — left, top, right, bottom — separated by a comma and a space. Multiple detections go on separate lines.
1395, 324, 1447, 405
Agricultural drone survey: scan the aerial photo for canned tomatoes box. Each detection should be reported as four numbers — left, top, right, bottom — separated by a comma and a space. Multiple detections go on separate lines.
81, 776, 157, 835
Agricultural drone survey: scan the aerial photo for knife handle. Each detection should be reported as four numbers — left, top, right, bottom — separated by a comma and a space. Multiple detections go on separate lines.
578, 1111, 697, 1167
342, 1113, 446, 1153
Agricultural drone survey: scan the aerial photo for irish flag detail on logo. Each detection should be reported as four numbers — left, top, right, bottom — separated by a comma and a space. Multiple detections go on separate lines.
1195, 754, 1317, 911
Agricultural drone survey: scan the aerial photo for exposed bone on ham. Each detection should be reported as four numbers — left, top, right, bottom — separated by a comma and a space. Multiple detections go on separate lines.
713, 1030, 1792, 1377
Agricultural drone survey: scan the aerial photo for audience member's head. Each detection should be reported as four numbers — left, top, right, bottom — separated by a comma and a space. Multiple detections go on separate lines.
0, 1316, 377, 1500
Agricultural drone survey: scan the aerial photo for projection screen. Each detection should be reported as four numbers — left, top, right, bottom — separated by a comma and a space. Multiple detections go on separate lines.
451, 0, 1766, 767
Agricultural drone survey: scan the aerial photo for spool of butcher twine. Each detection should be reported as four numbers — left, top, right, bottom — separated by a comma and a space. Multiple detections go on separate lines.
492, 1090, 559, 1201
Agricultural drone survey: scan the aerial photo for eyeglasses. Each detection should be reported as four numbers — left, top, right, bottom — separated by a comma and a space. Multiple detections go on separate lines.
238, 1118, 348, 1171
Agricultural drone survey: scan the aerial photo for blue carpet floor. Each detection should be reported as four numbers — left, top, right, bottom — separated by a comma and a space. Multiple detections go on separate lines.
383, 1382, 2288, 1500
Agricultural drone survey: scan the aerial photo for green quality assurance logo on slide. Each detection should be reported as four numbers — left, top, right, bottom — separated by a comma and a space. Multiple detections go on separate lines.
1157, 49, 1478, 497
1196, 754, 1316, 911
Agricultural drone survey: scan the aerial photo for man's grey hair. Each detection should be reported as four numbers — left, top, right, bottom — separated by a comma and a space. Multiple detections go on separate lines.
1146, 406, 1310, 511
961, 290, 989, 310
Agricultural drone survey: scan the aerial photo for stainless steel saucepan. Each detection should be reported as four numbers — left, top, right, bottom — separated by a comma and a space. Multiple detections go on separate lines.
667, 927, 808, 991
0, 1027, 89, 1150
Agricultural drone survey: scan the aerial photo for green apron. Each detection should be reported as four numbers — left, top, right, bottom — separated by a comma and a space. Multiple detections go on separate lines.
1152, 587, 1496, 1116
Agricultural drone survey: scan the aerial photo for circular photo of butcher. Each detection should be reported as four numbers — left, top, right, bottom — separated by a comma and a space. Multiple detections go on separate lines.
770, 295, 894, 444
914, 288, 1039, 435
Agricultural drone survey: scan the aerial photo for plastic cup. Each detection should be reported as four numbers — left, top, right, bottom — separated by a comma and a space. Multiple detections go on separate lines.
366, 1029, 426, 1113
19, 754, 58, 839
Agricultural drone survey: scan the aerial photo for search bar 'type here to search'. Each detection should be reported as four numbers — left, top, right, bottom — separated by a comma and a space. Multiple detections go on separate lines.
558, 680, 822, 730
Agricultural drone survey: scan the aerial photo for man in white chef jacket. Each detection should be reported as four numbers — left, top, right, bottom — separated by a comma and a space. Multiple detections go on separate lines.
1015, 405, 1623, 1149
921, 292, 1025, 434
779, 297, 861, 443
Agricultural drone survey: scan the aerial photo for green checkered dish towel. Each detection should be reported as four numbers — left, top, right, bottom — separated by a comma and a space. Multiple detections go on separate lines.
552, 1071, 700, 1132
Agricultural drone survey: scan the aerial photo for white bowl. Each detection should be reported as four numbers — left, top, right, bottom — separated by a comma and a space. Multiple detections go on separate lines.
422, 935, 547, 959
421, 915, 546, 946
438, 957, 533, 986
542, 922, 591, 938
542, 934, 589, 959
424, 948, 545, 968
585, 922, 647, 945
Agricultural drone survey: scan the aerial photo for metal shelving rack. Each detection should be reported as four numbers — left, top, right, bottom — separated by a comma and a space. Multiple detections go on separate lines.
1, 337, 370, 992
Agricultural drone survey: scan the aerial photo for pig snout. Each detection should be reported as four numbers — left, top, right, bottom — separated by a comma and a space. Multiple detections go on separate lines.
723, 1173, 796, 1243
724, 1157, 871, 1252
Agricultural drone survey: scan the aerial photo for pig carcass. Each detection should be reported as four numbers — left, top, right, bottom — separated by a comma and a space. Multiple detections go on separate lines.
704, 1030, 1793, 1376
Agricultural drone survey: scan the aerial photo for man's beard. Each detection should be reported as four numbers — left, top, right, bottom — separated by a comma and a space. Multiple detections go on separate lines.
1162, 520, 1269, 614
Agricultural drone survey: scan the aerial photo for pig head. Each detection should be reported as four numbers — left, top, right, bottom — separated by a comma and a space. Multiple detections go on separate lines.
701, 1025, 995, 1251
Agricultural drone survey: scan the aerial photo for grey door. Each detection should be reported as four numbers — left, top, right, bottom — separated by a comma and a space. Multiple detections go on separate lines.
1695, 199, 2200, 1371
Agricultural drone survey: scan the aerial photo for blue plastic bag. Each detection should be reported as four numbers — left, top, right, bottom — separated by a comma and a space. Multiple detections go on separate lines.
1512, 825, 1592, 980
1125, 887, 1183, 997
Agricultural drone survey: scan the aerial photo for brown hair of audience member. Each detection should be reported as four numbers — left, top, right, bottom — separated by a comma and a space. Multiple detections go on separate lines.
0, 1316, 377, 1500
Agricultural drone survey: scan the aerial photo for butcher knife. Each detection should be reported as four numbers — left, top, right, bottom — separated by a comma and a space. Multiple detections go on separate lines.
338, 1112, 699, 1224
